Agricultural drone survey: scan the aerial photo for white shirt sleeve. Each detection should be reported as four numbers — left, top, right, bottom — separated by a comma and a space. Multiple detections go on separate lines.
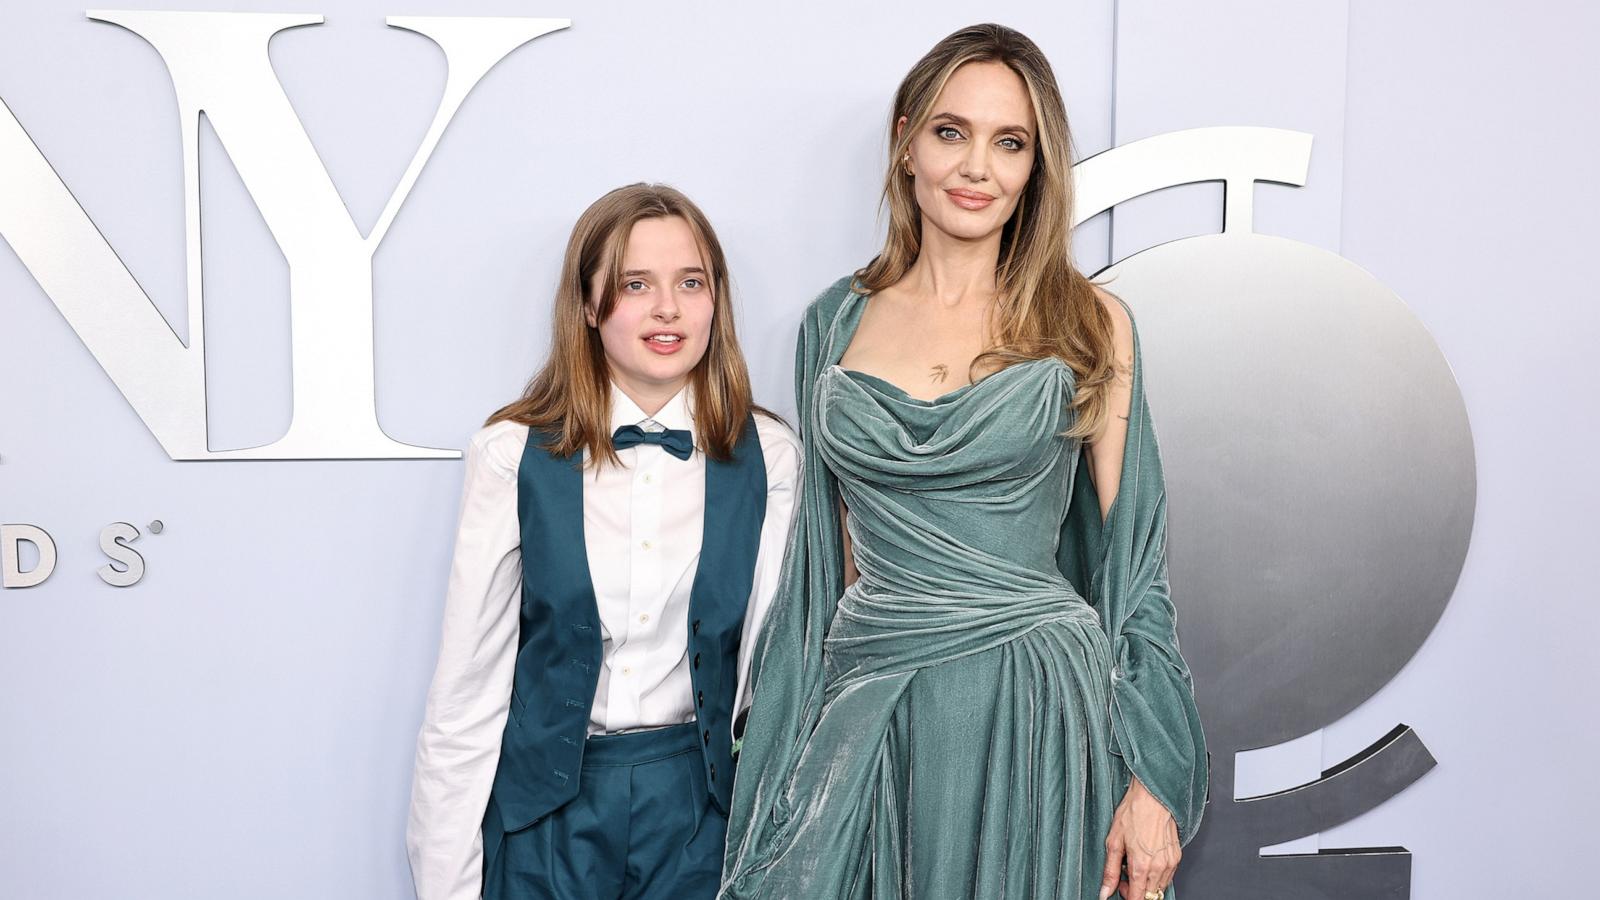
406, 422, 526, 900
732, 414, 803, 739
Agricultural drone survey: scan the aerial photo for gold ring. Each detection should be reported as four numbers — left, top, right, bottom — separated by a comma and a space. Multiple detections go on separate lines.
1144, 892, 1164, 900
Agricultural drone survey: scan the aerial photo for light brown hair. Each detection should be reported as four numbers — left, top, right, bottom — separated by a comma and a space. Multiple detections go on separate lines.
856, 23, 1118, 438
487, 183, 759, 466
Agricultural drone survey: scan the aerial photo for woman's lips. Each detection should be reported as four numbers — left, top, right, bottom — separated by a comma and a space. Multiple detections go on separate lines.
946, 188, 995, 211
642, 333, 685, 355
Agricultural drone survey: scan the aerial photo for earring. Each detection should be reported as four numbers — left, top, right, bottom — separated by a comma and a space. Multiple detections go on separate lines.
902, 153, 913, 176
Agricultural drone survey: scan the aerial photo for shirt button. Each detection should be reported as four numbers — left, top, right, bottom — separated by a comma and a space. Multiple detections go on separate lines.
641, 539, 652, 550
621, 666, 632, 677
643, 473, 653, 484
638, 613, 649, 624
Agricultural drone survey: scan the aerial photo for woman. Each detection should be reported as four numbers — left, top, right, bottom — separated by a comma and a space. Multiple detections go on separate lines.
721, 25, 1207, 900
406, 183, 800, 900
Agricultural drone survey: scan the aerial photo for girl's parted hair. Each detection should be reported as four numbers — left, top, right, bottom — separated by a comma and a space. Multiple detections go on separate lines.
487, 183, 758, 467
857, 23, 1119, 438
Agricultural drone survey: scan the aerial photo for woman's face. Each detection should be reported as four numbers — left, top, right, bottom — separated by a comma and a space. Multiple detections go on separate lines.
903, 60, 1038, 245
585, 216, 716, 405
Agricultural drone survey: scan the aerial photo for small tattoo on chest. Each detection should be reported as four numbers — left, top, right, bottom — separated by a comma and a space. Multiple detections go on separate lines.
930, 364, 949, 384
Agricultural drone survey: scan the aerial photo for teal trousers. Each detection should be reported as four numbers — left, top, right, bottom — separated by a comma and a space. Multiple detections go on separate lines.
483, 723, 727, 900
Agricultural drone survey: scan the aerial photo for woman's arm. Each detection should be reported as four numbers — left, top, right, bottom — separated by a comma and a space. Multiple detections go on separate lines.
1080, 291, 1199, 900
1084, 290, 1134, 523
406, 424, 524, 900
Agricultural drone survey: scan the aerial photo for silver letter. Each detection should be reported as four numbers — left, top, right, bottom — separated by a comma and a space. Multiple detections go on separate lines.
97, 522, 145, 587
1, 524, 58, 588
0, 13, 569, 459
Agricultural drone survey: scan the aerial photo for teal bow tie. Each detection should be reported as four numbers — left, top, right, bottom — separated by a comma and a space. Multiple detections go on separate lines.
611, 424, 693, 460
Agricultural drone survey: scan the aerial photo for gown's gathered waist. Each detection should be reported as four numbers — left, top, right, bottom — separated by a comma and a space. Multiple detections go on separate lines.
821, 574, 1106, 698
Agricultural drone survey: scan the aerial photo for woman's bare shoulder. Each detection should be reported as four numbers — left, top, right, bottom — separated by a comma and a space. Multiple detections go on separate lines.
1091, 284, 1134, 364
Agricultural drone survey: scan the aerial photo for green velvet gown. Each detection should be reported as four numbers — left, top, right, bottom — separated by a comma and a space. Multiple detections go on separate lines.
720, 277, 1208, 899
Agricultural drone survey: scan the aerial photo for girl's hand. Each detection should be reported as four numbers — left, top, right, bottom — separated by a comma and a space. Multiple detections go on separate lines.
1098, 776, 1180, 900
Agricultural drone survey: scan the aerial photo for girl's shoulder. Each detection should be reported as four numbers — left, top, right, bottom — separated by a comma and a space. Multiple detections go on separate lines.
750, 411, 802, 487
466, 418, 532, 480
752, 410, 800, 454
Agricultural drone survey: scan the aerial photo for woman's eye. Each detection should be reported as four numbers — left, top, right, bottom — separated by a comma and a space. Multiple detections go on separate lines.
999, 136, 1026, 151
935, 125, 963, 141
624, 280, 647, 292
681, 277, 704, 290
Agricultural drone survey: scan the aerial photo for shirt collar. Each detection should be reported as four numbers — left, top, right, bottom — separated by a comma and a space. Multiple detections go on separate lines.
609, 382, 695, 433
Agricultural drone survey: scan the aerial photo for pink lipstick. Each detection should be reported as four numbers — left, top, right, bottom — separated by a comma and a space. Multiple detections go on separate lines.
946, 188, 995, 211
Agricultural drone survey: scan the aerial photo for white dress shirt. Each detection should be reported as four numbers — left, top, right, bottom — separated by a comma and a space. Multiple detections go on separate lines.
405, 384, 800, 900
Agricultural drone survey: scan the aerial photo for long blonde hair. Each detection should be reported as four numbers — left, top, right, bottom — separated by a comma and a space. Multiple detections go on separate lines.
856, 23, 1117, 438
487, 183, 759, 466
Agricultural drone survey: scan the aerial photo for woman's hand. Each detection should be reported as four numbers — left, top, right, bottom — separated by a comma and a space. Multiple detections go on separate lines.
1099, 776, 1180, 900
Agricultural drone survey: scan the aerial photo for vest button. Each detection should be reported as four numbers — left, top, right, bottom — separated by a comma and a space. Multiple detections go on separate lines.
692, 620, 701, 634
697, 690, 704, 707
693, 653, 701, 669
709, 764, 716, 782
703, 730, 710, 746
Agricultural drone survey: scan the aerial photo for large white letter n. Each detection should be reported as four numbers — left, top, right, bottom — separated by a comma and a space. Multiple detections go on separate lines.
0, 12, 568, 459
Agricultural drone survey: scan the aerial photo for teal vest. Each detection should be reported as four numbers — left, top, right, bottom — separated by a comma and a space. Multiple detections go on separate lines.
488, 415, 768, 832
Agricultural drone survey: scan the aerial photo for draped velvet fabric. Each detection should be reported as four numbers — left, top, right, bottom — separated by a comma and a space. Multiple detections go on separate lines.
721, 278, 1207, 899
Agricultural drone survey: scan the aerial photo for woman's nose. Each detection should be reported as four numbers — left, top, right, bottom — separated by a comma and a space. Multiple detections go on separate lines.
652, 289, 681, 320
960, 142, 990, 181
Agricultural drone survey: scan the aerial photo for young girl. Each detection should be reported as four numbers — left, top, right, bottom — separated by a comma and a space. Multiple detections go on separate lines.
406, 184, 800, 900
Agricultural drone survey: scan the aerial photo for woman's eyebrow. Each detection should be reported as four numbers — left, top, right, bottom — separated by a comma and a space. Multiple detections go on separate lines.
930, 111, 1032, 138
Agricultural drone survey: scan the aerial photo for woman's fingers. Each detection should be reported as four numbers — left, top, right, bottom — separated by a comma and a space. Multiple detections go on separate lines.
1126, 840, 1182, 899
1124, 849, 1153, 900
1107, 789, 1186, 900
1144, 841, 1179, 897
1158, 824, 1181, 894
1099, 833, 1125, 900
1114, 786, 1183, 899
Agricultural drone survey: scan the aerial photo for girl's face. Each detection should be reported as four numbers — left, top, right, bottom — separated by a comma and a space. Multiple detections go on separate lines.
902, 61, 1038, 245
586, 216, 716, 406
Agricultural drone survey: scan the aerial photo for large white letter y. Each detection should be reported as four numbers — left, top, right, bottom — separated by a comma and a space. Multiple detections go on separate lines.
0, 12, 568, 459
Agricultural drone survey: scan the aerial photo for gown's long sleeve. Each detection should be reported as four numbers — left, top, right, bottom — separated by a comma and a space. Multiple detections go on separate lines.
1056, 301, 1210, 845
722, 280, 853, 885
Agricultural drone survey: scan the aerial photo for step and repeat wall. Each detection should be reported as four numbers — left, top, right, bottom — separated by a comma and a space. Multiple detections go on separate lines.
2, 1, 1594, 897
